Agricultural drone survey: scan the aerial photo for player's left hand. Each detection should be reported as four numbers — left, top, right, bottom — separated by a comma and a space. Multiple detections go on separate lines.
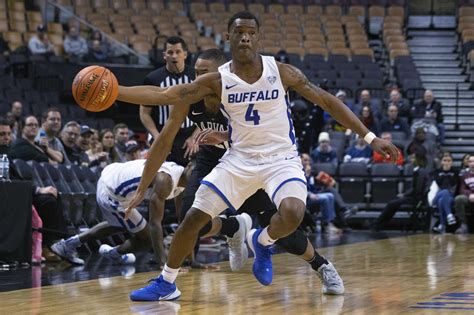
370, 137, 399, 163
182, 135, 199, 159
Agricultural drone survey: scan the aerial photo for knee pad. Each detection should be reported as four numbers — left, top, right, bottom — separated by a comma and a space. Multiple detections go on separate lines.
276, 229, 308, 256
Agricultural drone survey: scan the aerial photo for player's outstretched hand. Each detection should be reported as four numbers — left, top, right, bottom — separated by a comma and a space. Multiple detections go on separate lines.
124, 189, 146, 220
182, 135, 199, 159
370, 137, 400, 163
195, 129, 228, 145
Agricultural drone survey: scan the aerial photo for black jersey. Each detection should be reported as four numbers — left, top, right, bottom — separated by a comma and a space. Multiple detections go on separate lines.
189, 100, 229, 163
143, 65, 195, 130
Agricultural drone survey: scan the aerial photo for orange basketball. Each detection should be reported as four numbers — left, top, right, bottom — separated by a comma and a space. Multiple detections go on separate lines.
72, 65, 118, 112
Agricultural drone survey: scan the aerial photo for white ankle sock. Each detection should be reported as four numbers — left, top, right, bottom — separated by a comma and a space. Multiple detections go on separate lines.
162, 264, 180, 283
257, 227, 277, 246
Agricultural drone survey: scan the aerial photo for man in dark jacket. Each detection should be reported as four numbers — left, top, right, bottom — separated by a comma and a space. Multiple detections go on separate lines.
372, 151, 431, 231
0, 117, 66, 260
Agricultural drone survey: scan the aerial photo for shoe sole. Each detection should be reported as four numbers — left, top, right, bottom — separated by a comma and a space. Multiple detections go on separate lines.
49, 244, 84, 266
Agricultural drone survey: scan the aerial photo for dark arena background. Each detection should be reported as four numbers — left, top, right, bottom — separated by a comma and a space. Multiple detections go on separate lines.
1, 0, 474, 313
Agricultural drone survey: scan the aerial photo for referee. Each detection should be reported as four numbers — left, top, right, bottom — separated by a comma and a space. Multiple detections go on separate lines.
140, 36, 197, 166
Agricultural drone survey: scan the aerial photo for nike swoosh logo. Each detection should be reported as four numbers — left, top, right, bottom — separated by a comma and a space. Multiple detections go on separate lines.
191, 110, 204, 115
225, 83, 238, 90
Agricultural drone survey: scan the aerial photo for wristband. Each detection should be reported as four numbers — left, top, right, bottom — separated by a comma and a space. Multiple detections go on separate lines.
363, 132, 376, 144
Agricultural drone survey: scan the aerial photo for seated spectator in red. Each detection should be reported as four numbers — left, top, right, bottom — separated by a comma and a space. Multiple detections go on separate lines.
10, 116, 57, 163
310, 132, 338, 167
343, 135, 372, 164
454, 155, 474, 234
359, 105, 379, 135
373, 132, 404, 166
83, 40, 109, 63
379, 104, 411, 138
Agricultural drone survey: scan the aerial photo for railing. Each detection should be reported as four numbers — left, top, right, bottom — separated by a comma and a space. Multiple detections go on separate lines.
43, 0, 150, 65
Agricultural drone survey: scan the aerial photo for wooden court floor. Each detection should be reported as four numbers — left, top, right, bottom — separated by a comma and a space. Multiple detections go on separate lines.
1, 234, 474, 314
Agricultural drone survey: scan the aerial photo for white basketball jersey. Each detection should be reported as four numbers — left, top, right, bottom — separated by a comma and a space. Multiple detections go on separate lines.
219, 55, 297, 156
101, 159, 185, 201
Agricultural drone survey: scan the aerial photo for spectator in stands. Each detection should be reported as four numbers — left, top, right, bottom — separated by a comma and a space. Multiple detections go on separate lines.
453, 155, 474, 234
88, 30, 109, 56
353, 89, 382, 120
0, 117, 64, 262
301, 153, 341, 235
36, 108, 66, 164
310, 132, 338, 167
71, 125, 94, 167
10, 115, 56, 163
359, 105, 379, 135
5, 112, 18, 143
10, 101, 23, 130
124, 140, 142, 161
100, 128, 120, 164
139, 36, 197, 167
405, 127, 437, 164
64, 26, 88, 60
86, 128, 107, 167
411, 90, 445, 144
343, 135, 372, 164
460, 154, 471, 176
431, 152, 458, 233
324, 90, 353, 132
379, 104, 411, 138
28, 25, 55, 57
83, 40, 109, 63
60, 121, 80, 164
373, 132, 404, 166
372, 151, 431, 232
113, 123, 129, 162
385, 89, 411, 120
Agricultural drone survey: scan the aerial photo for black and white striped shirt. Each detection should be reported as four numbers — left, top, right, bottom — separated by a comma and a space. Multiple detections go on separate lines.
143, 65, 195, 130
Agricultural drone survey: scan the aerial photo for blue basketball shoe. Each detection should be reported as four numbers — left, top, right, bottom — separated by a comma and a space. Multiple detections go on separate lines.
247, 228, 273, 285
129, 275, 181, 301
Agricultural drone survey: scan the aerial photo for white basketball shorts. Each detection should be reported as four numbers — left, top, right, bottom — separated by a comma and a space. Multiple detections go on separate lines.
192, 150, 307, 218
96, 178, 147, 234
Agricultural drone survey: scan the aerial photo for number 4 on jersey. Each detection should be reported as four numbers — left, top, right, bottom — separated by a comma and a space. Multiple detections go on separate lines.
245, 103, 260, 125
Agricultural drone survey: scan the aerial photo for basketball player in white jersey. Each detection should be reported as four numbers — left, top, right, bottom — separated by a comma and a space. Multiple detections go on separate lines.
115, 11, 399, 301
51, 159, 191, 266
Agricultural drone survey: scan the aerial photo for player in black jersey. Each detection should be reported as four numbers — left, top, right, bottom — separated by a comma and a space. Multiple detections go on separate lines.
130, 48, 344, 294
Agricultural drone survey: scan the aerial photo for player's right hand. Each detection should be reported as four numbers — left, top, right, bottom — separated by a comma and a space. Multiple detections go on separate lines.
124, 190, 146, 220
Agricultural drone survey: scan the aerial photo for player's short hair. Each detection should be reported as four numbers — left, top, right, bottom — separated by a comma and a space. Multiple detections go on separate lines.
197, 49, 228, 66
164, 36, 188, 52
227, 11, 260, 32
